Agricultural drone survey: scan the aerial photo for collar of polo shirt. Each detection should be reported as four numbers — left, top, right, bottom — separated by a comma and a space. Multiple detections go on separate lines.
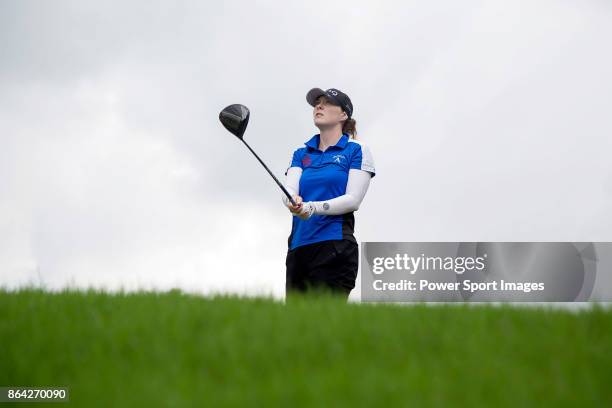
304, 133, 349, 152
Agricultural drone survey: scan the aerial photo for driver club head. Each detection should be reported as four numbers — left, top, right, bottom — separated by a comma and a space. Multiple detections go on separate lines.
219, 104, 250, 139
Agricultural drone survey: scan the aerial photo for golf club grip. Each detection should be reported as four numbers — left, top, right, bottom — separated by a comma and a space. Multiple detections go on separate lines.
241, 139, 297, 207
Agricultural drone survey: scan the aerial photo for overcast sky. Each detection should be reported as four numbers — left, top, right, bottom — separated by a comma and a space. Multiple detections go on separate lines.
1, 0, 611, 300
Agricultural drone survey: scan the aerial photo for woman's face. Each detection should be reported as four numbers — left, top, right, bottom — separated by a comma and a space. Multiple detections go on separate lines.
313, 96, 347, 128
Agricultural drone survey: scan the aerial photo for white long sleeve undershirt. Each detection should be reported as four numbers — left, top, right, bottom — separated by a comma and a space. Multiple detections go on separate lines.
282, 167, 372, 215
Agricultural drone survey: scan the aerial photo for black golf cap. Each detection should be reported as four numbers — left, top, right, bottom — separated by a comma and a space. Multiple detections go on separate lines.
306, 87, 353, 118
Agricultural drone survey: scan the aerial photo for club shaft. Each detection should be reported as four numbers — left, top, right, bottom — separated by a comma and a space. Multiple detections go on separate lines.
241, 139, 297, 207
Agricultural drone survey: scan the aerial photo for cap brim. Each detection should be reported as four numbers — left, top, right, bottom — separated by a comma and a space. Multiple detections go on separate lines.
306, 88, 326, 107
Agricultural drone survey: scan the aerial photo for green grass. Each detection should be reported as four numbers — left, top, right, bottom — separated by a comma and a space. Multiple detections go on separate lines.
1, 288, 611, 407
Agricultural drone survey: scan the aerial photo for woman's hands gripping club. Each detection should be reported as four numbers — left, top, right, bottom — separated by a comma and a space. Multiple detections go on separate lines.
286, 195, 315, 220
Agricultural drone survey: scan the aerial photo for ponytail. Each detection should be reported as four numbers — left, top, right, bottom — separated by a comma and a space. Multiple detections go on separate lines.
342, 117, 358, 139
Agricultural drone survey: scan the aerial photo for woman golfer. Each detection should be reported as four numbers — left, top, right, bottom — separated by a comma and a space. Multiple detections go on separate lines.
282, 87, 376, 299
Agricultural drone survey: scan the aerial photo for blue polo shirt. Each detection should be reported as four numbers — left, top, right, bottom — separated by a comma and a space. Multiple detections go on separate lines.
285, 133, 376, 250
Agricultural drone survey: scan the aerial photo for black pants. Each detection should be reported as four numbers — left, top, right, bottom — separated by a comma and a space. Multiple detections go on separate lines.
285, 239, 358, 300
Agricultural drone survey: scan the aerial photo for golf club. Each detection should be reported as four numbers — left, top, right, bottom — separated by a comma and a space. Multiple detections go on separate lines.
219, 104, 297, 207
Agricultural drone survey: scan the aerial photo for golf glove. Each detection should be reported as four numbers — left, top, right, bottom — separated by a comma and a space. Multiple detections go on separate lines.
296, 202, 315, 220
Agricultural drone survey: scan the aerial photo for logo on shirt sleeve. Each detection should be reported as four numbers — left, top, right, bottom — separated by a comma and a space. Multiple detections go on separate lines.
302, 154, 312, 167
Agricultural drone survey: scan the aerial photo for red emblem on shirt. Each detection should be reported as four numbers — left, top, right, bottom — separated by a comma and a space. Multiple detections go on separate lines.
301, 154, 312, 167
